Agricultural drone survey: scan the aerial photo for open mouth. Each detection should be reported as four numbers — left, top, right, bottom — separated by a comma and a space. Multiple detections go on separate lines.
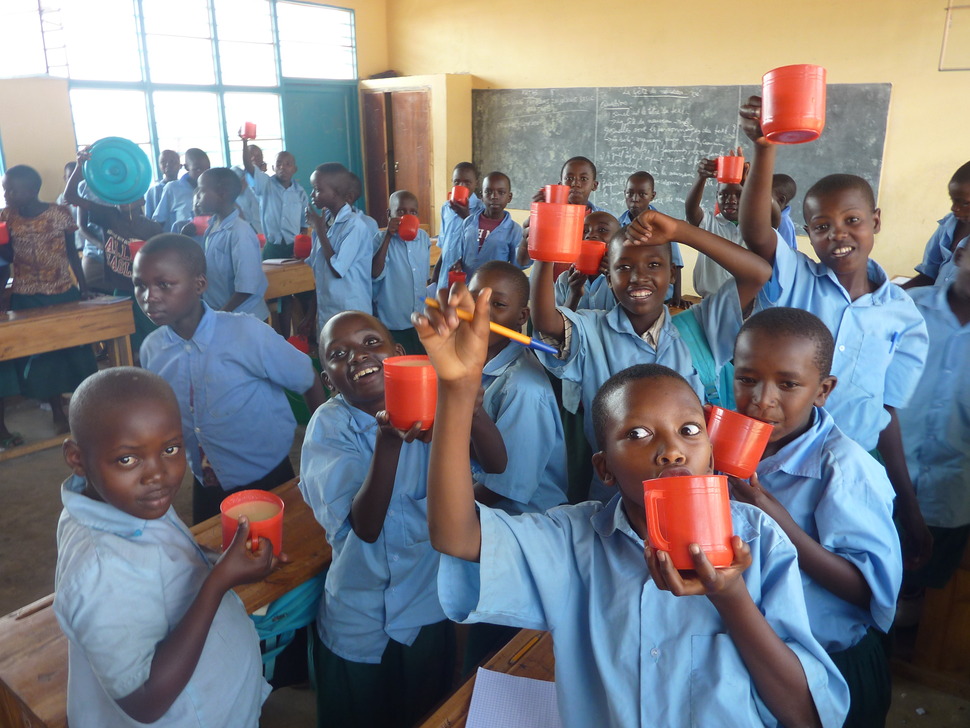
831, 246, 854, 258
626, 287, 654, 300
351, 365, 381, 382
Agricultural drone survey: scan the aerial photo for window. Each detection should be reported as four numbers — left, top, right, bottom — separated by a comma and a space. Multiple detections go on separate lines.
1, 1, 357, 164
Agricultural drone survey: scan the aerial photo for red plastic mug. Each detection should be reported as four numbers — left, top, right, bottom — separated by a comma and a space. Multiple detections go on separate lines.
716, 156, 745, 185
450, 185, 470, 205
220, 489, 284, 556
398, 214, 420, 241
257, 233, 266, 249
448, 270, 467, 286
192, 215, 211, 233
128, 239, 145, 257
293, 233, 312, 258
643, 474, 733, 570
287, 335, 310, 354
706, 406, 774, 478
240, 122, 257, 140
575, 240, 606, 276
544, 184, 570, 204
383, 355, 437, 431
0, 222, 8, 245
761, 64, 827, 144
528, 202, 584, 263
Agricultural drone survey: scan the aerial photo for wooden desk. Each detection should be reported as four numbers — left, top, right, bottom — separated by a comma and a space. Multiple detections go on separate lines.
420, 629, 555, 728
262, 260, 315, 300
0, 478, 330, 728
0, 297, 135, 462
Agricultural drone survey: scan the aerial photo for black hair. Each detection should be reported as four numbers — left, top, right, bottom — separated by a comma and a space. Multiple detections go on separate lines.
159, 149, 179, 161
348, 172, 363, 202
319, 310, 394, 358
453, 161, 479, 178
201, 167, 241, 200
772, 174, 796, 204
184, 148, 209, 165
482, 171, 511, 190
804, 174, 875, 211
471, 260, 529, 309
389, 189, 418, 210
314, 162, 351, 196
736, 307, 834, 378
140, 233, 206, 277
592, 364, 698, 449
607, 227, 671, 266
69, 367, 178, 449
950, 161, 970, 186
561, 156, 597, 180
626, 171, 655, 188
3, 165, 42, 195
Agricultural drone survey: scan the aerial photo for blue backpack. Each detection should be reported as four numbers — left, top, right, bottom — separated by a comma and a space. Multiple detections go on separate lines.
250, 571, 327, 681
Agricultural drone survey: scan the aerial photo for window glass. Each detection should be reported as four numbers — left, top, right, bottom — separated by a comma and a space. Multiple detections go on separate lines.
0, 0, 49, 77
61, 0, 142, 81
223, 92, 282, 167
143, 0, 214, 84
153, 91, 225, 166
276, 2, 356, 80
218, 41, 277, 86
69, 88, 152, 162
213, 0, 272, 43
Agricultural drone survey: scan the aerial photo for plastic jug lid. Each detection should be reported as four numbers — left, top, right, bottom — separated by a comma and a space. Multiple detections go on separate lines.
82, 137, 153, 205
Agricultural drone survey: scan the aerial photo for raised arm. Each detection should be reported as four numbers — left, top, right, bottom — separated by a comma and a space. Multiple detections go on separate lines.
685, 158, 716, 226
738, 96, 781, 263
372, 219, 398, 278
240, 137, 255, 176
529, 260, 566, 342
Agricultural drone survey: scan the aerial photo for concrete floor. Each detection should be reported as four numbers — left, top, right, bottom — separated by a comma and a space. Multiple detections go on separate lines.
2, 395, 969, 727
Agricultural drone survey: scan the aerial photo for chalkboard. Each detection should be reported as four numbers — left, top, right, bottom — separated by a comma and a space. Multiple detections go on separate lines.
472, 84, 892, 227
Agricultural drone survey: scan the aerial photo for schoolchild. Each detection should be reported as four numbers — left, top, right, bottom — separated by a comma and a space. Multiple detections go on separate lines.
299, 311, 504, 727
414, 291, 850, 728
194, 167, 269, 320
437, 161, 484, 265
738, 95, 932, 568
152, 148, 210, 233
372, 190, 432, 354
619, 171, 684, 304
241, 139, 308, 259
730, 307, 902, 728
773, 173, 799, 250
145, 150, 180, 220
54, 367, 277, 727
554, 210, 620, 312
134, 234, 325, 523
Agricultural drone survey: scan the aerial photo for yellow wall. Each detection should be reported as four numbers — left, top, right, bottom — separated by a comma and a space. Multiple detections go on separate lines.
0, 77, 78, 200
384, 0, 965, 278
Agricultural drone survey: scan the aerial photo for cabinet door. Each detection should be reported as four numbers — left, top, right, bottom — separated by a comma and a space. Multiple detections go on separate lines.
389, 90, 432, 227
362, 90, 390, 227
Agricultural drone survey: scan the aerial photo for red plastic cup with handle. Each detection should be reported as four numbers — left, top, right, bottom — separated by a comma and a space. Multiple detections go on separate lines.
716, 155, 745, 185
220, 489, 284, 556
575, 240, 607, 276
448, 270, 467, 286
293, 234, 312, 259
761, 64, 827, 144
192, 216, 211, 234
398, 214, 420, 241
257, 233, 266, 249
643, 475, 733, 570
544, 184, 570, 204
240, 122, 257, 140
450, 185, 470, 205
383, 355, 437, 431
0, 222, 9, 245
706, 406, 774, 478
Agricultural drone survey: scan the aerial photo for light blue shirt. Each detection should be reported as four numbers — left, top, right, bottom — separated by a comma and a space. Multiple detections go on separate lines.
140, 305, 315, 488
251, 168, 308, 246
308, 203, 374, 332
554, 270, 615, 311
899, 281, 970, 527
915, 212, 966, 283
373, 229, 432, 330
438, 193, 485, 259
475, 343, 568, 515
144, 178, 171, 220
439, 497, 849, 728
693, 208, 746, 298
778, 205, 799, 250
299, 396, 446, 663
151, 174, 196, 233
753, 407, 901, 652
355, 207, 380, 243
235, 183, 263, 235
758, 232, 929, 450
54, 475, 269, 727
203, 210, 269, 321
438, 210, 523, 282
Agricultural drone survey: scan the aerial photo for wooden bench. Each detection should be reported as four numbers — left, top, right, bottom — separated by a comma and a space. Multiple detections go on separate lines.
0, 297, 135, 462
0, 478, 330, 728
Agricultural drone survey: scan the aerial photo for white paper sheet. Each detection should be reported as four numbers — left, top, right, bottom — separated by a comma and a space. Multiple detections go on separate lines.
466, 667, 562, 728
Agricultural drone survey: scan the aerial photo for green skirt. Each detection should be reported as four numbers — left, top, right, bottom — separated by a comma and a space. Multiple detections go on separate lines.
11, 289, 98, 400
829, 628, 891, 728
0, 361, 20, 398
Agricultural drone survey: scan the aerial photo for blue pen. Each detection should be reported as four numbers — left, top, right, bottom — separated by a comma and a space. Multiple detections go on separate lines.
424, 297, 558, 355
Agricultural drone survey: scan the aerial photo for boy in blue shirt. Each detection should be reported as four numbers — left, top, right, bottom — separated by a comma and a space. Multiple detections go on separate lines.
739, 95, 932, 569
438, 161, 484, 260
438, 171, 523, 282
372, 190, 432, 354
414, 291, 849, 728
55, 367, 278, 727
144, 149, 180, 220
730, 307, 902, 728
299, 310, 506, 728
898, 240, 970, 593
194, 167, 269, 321
686, 153, 746, 297
134, 234, 325, 523
531, 210, 772, 500
773, 173, 799, 250
555, 210, 620, 312
303, 162, 374, 336
152, 148, 210, 233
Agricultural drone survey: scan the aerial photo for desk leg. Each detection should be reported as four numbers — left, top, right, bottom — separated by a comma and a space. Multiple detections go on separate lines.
106, 335, 133, 367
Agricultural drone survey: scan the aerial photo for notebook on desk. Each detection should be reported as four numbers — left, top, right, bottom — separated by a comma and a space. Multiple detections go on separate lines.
466, 667, 561, 728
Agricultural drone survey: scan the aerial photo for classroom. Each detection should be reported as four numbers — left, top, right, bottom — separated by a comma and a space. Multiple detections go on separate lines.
1, 1, 969, 726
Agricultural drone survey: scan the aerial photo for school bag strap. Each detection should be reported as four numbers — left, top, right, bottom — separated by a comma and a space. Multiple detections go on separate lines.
250, 570, 327, 681
671, 307, 735, 410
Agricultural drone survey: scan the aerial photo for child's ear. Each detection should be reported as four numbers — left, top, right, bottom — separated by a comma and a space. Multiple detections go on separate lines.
872, 208, 882, 234
393, 343, 406, 356
517, 305, 530, 329
195, 273, 208, 295
507, 191, 513, 205
591, 179, 599, 192
320, 370, 334, 392
591, 451, 616, 487
814, 375, 837, 406
63, 439, 86, 477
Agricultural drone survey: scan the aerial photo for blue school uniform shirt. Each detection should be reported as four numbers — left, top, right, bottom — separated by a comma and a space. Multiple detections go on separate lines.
753, 407, 901, 653
355, 207, 380, 243
250, 169, 308, 246
915, 212, 966, 283
438, 210, 523, 281
898, 281, 970, 528
758, 232, 929, 451
144, 177, 170, 220
372, 229, 431, 330
693, 209, 746, 298
140, 304, 315, 488
151, 174, 196, 233
54, 475, 270, 728
235, 183, 263, 235
554, 271, 616, 311
438, 497, 849, 728
438, 194, 485, 259
202, 210, 270, 321
299, 396, 446, 663
307, 203, 373, 332
475, 343, 568, 515
778, 204, 799, 250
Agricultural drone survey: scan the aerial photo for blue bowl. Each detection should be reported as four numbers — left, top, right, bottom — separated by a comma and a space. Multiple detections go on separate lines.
82, 137, 153, 205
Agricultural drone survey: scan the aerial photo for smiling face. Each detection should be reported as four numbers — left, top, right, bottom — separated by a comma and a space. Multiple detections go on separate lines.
607, 236, 673, 331
802, 186, 879, 279
320, 312, 404, 415
561, 160, 598, 206
132, 250, 206, 336
717, 183, 742, 222
65, 395, 186, 520
583, 211, 620, 243
624, 177, 656, 219
592, 375, 712, 537
733, 329, 835, 456
481, 173, 512, 218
